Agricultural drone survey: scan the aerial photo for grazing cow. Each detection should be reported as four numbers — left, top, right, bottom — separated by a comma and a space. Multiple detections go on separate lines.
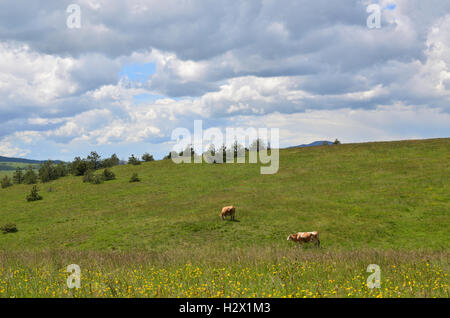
287, 231, 320, 248
220, 206, 235, 220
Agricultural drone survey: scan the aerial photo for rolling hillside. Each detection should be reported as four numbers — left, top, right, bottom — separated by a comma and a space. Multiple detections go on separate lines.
1, 138, 449, 251
0, 138, 448, 297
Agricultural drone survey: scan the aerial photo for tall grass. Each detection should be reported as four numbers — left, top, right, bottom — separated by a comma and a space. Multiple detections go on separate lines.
0, 248, 448, 298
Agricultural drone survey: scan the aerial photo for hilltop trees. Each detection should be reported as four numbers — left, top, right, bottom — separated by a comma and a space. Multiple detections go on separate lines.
128, 154, 141, 165
70, 152, 121, 176
142, 153, 154, 162
102, 154, 120, 168
87, 151, 101, 170
70, 157, 88, 176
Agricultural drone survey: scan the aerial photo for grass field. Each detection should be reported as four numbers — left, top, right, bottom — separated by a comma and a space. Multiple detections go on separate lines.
0, 138, 449, 297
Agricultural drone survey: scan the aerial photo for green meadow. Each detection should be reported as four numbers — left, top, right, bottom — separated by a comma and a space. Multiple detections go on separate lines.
0, 138, 449, 297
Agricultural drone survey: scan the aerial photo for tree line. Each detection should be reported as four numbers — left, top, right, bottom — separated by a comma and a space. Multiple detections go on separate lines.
1, 151, 155, 189
163, 139, 270, 163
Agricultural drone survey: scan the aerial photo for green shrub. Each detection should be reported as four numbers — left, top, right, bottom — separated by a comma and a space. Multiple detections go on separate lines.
27, 185, 43, 202
82, 170, 95, 183
0, 223, 18, 234
129, 173, 140, 183
91, 175, 103, 184
1, 176, 12, 189
102, 168, 116, 181
82, 170, 105, 184
142, 153, 154, 162
128, 154, 141, 165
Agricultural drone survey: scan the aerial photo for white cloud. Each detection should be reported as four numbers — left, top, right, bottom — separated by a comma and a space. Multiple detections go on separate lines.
0, 1, 449, 159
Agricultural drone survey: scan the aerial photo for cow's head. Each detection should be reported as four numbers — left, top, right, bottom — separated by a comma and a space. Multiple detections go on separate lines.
287, 234, 294, 241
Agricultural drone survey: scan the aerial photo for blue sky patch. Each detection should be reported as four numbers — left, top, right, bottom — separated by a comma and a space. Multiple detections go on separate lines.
118, 62, 156, 83
384, 3, 397, 11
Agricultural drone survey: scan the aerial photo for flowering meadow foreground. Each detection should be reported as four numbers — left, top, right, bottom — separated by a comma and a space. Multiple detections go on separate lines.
0, 249, 448, 298
0, 140, 449, 298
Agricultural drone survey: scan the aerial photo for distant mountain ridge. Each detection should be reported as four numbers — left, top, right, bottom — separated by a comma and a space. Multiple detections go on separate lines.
286, 140, 334, 148
0, 156, 62, 164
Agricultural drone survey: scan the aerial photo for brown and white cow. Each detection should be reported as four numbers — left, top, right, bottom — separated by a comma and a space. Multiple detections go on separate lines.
287, 231, 320, 248
220, 206, 235, 220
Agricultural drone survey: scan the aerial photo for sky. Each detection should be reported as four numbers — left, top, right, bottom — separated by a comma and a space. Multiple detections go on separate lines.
0, 0, 449, 161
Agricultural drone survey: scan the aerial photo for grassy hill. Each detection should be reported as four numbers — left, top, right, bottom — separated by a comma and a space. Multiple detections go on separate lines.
0, 138, 448, 297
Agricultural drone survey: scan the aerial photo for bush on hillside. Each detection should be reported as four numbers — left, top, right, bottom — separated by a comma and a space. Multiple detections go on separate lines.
1, 176, 13, 189
27, 185, 43, 202
91, 175, 103, 184
102, 168, 116, 181
82, 170, 95, 183
0, 223, 18, 234
129, 173, 140, 183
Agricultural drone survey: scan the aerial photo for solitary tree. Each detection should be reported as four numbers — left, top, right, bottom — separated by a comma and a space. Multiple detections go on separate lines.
26, 185, 43, 202
333, 139, 341, 145
13, 167, 24, 184
87, 151, 101, 170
